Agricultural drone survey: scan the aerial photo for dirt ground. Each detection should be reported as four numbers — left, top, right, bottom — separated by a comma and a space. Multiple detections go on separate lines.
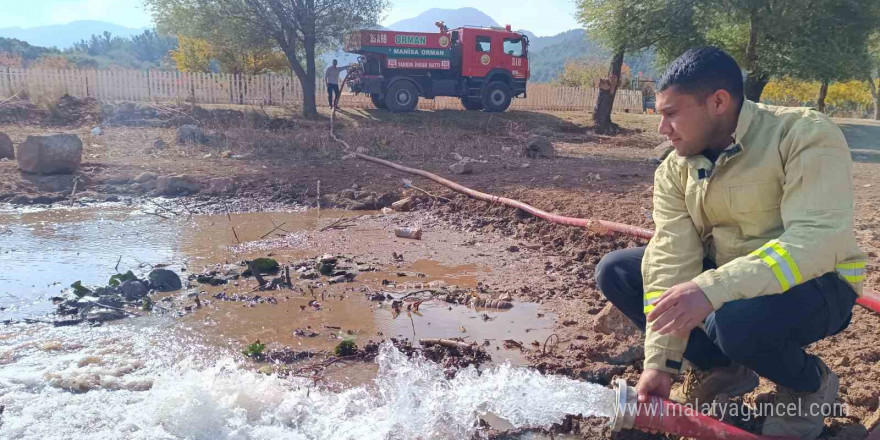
0, 97, 877, 439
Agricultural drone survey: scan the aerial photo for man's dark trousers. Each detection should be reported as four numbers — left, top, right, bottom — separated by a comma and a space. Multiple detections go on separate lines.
327, 84, 340, 108
595, 246, 857, 392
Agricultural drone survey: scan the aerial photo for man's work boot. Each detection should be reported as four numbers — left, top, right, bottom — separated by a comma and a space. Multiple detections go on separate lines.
670, 362, 759, 406
761, 358, 839, 440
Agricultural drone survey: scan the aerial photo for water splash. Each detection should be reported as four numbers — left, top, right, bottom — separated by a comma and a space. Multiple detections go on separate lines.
0, 323, 615, 440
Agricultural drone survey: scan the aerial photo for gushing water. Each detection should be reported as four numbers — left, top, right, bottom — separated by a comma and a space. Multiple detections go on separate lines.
0, 322, 615, 440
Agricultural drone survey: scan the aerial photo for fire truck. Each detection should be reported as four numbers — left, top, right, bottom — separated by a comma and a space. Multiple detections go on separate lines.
343, 22, 530, 113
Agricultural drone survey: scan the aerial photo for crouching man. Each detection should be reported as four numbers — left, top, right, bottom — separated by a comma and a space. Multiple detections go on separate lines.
595, 47, 867, 439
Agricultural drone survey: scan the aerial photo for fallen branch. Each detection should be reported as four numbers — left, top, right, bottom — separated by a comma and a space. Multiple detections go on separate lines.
92, 301, 142, 317
145, 211, 170, 220
319, 215, 363, 232
68, 176, 80, 206
419, 338, 473, 351
260, 222, 287, 239
542, 333, 560, 356
402, 179, 451, 202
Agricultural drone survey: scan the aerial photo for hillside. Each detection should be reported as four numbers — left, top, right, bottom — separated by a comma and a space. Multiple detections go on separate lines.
0, 20, 147, 49
527, 29, 657, 83
387, 7, 499, 31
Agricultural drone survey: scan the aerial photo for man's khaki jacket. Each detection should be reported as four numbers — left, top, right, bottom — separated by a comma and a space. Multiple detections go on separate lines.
642, 100, 867, 374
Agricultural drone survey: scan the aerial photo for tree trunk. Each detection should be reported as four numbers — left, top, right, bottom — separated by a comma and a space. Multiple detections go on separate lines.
868, 73, 879, 120
744, 73, 769, 102
593, 49, 624, 135
742, 10, 768, 102
302, 35, 318, 117
816, 79, 829, 113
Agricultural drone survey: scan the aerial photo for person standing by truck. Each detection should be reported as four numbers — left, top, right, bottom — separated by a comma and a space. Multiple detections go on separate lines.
325, 59, 350, 109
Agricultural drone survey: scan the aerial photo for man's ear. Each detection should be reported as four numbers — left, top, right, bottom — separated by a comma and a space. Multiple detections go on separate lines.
709, 89, 732, 116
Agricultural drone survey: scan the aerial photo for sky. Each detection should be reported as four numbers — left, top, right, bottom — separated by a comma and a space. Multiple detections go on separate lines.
0, 0, 580, 36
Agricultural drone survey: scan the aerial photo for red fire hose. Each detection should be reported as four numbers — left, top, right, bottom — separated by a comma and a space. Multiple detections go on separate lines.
352, 152, 656, 239
328, 91, 880, 315
612, 379, 800, 440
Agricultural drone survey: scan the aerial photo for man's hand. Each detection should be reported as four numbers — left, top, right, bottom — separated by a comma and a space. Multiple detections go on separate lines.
647, 281, 714, 337
636, 368, 673, 402
635, 369, 673, 434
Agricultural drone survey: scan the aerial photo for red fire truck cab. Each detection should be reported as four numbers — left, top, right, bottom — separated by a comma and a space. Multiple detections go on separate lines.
344, 23, 529, 112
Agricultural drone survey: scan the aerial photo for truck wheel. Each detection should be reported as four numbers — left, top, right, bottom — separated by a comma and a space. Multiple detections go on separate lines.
385, 81, 419, 112
482, 82, 512, 113
460, 97, 483, 111
370, 94, 387, 109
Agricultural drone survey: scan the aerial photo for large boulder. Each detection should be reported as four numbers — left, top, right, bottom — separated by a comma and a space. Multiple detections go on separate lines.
591, 303, 639, 336
156, 175, 201, 195
134, 172, 158, 183
0, 132, 13, 160
525, 135, 555, 159
176, 125, 207, 144
652, 140, 674, 163
148, 269, 182, 292
16, 134, 83, 174
205, 177, 234, 195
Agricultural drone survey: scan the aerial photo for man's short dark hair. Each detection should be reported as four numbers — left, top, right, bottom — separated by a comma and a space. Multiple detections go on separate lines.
658, 47, 744, 103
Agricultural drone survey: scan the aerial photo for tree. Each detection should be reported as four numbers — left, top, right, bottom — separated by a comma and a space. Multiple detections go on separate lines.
772, 0, 875, 113
131, 30, 177, 64
577, 0, 691, 133
171, 36, 214, 72
146, 0, 389, 117
868, 32, 880, 120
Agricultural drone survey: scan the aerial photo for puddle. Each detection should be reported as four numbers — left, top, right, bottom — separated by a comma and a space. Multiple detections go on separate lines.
1, 203, 555, 368
0, 202, 581, 438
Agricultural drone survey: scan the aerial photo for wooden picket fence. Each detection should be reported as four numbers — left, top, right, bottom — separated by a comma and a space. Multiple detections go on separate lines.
0, 67, 644, 112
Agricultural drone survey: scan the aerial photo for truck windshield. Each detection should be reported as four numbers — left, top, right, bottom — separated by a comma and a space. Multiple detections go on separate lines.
503, 38, 523, 57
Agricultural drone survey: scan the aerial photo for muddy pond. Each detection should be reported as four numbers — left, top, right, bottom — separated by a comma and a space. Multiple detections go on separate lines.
0, 201, 615, 439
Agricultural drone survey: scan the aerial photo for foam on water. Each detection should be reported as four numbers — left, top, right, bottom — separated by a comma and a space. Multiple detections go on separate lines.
0, 322, 615, 440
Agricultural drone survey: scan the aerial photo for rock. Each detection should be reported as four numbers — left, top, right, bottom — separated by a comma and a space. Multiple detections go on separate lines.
153, 139, 166, 149
176, 125, 206, 144
606, 344, 645, 365
250, 258, 280, 274
148, 269, 182, 292
525, 135, 555, 159
391, 197, 414, 212
328, 275, 348, 284
93, 295, 125, 310
533, 126, 555, 137
204, 130, 226, 148
449, 161, 473, 175
134, 172, 158, 183
0, 132, 13, 160
85, 309, 126, 323
206, 177, 234, 194
119, 280, 148, 301
653, 140, 674, 161
591, 303, 638, 336
156, 175, 201, 195
90, 126, 103, 136
9, 194, 31, 205
16, 134, 83, 174
196, 273, 228, 286
138, 180, 157, 191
